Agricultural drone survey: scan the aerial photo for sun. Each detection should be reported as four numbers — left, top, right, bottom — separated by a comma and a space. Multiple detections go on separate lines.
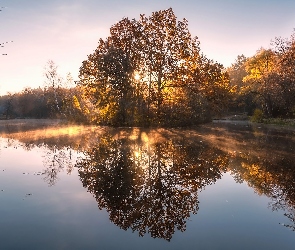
134, 72, 140, 80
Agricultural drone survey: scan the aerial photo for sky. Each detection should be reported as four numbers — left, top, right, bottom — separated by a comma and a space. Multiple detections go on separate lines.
1, 0, 295, 95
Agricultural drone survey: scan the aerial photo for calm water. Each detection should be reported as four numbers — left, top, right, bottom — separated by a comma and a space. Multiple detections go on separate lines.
0, 120, 295, 250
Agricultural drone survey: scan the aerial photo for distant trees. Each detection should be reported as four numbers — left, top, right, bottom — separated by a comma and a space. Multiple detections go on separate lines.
243, 48, 279, 117
0, 61, 83, 120
227, 55, 254, 114
228, 32, 295, 118
0, 87, 57, 119
1, 93, 15, 119
79, 8, 231, 126
0, 86, 87, 120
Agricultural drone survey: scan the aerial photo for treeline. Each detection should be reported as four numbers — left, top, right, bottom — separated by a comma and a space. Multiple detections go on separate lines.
0, 61, 87, 122
228, 32, 295, 118
1, 8, 294, 125
0, 86, 85, 121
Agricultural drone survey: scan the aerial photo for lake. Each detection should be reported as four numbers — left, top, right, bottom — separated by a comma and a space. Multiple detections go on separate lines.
0, 119, 295, 250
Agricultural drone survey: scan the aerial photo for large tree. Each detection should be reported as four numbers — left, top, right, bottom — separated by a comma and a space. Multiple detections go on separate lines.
79, 8, 230, 126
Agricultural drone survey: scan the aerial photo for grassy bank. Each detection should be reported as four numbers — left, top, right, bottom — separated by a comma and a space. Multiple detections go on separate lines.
262, 118, 295, 127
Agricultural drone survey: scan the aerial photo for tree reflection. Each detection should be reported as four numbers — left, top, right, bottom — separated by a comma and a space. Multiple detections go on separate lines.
228, 153, 295, 231
77, 135, 228, 240
1, 122, 295, 237
42, 145, 74, 186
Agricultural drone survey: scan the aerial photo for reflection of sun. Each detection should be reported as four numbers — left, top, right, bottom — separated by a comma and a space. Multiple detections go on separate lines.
141, 132, 149, 142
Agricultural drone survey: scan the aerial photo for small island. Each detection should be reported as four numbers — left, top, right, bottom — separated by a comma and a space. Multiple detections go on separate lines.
1, 8, 294, 127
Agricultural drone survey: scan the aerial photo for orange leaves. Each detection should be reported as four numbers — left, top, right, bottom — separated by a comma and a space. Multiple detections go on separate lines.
78, 8, 231, 125
243, 49, 276, 83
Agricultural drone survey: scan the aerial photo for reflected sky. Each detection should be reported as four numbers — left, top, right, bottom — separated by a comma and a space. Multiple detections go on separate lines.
0, 120, 295, 249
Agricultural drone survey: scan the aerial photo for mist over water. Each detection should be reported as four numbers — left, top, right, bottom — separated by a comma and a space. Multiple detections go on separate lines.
0, 120, 295, 249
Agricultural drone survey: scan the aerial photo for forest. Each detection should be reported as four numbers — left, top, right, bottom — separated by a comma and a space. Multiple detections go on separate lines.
1, 8, 294, 127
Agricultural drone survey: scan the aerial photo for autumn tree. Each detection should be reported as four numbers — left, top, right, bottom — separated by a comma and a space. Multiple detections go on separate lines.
242, 32, 295, 118
243, 48, 280, 117
94, 44, 135, 125
271, 33, 295, 117
136, 9, 202, 123
198, 58, 232, 117
227, 55, 257, 114
59, 73, 88, 123
228, 55, 248, 89
79, 8, 230, 126
228, 30, 295, 118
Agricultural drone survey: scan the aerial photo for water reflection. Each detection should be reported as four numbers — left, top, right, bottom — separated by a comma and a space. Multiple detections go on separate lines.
1, 121, 295, 241
228, 153, 295, 232
0, 138, 77, 187
77, 135, 228, 240
42, 145, 74, 186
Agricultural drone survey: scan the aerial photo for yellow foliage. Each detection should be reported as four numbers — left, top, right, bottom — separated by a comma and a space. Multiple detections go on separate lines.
72, 95, 81, 111
243, 49, 276, 83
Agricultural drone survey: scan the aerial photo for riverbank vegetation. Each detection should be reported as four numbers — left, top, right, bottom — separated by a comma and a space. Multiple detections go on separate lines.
0, 8, 294, 127
228, 32, 295, 119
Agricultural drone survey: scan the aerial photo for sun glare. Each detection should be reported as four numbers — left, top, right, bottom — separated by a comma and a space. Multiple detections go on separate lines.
134, 72, 140, 80
134, 151, 140, 158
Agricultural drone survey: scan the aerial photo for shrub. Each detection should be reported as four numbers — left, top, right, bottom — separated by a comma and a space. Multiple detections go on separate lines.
251, 109, 264, 123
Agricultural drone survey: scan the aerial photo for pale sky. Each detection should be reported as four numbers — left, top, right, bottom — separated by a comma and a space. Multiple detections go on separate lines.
1, 0, 294, 95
